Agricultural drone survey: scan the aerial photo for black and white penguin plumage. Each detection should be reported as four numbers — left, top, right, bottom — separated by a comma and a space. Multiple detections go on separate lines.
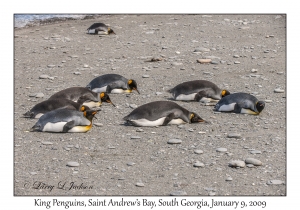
168, 80, 230, 102
87, 23, 116, 35
86, 74, 139, 94
123, 101, 205, 127
214, 92, 265, 115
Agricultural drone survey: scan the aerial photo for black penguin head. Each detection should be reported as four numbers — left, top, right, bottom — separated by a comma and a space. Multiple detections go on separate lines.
221, 90, 230, 97
99, 92, 116, 107
83, 110, 98, 122
79, 105, 90, 112
256, 101, 265, 113
190, 112, 205, 123
108, 28, 116, 35
128, 79, 140, 94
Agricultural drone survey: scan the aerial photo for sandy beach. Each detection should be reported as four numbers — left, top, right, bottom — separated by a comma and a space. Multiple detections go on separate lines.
14, 14, 286, 196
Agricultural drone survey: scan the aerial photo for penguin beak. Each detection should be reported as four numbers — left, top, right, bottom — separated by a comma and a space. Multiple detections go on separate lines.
134, 88, 140, 94
107, 100, 116, 107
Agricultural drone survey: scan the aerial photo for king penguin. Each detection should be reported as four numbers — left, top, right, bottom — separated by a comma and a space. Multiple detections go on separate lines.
87, 23, 116, 35
214, 92, 265, 115
23, 98, 90, 119
48, 87, 115, 108
168, 80, 230, 102
30, 109, 98, 133
86, 74, 140, 94
123, 101, 205, 127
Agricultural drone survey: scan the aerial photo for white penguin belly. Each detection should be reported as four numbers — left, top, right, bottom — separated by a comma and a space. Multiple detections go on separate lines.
111, 89, 132, 94
218, 103, 236, 112
35, 113, 44, 119
43, 122, 67, 132
83, 101, 101, 108
240, 108, 258, 115
88, 29, 96, 34
175, 93, 197, 101
92, 86, 107, 93
130, 117, 186, 127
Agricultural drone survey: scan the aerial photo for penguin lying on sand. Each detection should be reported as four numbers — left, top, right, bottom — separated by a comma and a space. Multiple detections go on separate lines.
86, 74, 140, 94
49, 87, 115, 108
30, 109, 98, 133
214, 92, 265, 115
87, 23, 116, 35
23, 98, 90, 119
168, 80, 230, 102
123, 101, 206, 127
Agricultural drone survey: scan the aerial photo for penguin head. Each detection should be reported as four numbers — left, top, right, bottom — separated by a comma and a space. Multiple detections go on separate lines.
189, 112, 205, 123
100, 92, 116, 107
128, 79, 140, 94
221, 90, 230, 97
256, 101, 265, 113
108, 28, 116, 35
83, 110, 98, 122
79, 105, 90, 112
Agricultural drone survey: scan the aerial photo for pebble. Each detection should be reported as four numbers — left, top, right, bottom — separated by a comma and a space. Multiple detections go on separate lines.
171, 62, 183, 66
47, 65, 55, 68
274, 88, 284, 93
127, 162, 135, 166
228, 160, 245, 168
250, 150, 262, 154
66, 161, 80, 167
74, 72, 81, 75
234, 61, 240, 64
29, 93, 37, 97
227, 133, 241, 139
267, 180, 284, 185
194, 47, 210, 52
245, 158, 262, 166
216, 148, 227, 153
233, 55, 239, 58
170, 191, 187, 196
197, 58, 212, 64
198, 131, 206, 134
136, 128, 144, 132
39, 75, 49, 79
194, 150, 203, 154
225, 177, 233, 181
35, 93, 44, 98
251, 69, 258, 73
42, 141, 53, 145
175, 51, 180, 54
209, 192, 216, 196
129, 104, 138, 109
247, 164, 254, 168
142, 75, 150, 78
167, 139, 182, 144
30, 172, 37, 175
130, 136, 141, 139
193, 162, 205, 168
277, 72, 284, 75
83, 64, 89, 68
156, 92, 162, 95
265, 100, 272, 103
94, 123, 103, 127
136, 182, 145, 187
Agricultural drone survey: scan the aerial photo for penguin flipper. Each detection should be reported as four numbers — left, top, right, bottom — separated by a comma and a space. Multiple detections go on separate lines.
162, 113, 176, 126
23, 111, 34, 118
195, 89, 217, 101
62, 120, 76, 133
233, 103, 243, 113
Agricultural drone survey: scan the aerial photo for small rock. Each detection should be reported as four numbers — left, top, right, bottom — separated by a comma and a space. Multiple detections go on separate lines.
216, 148, 227, 153
30, 172, 37, 175
142, 75, 150, 78
127, 162, 135, 166
194, 150, 203, 154
94, 123, 103, 127
265, 100, 272, 103
136, 182, 145, 187
129, 104, 138, 109
35, 93, 44, 98
246, 164, 254, 168
194, 47, 210, 52
225, 177, 233, 181
42, 141, 53, 145
251, 69, 258, 73
267, 180, 284, 185
39, 75, 49, 79
229, 160, 245, 168
245, 158, 262, 166
171, 62, 183, 66
47, 65, 55, 68
170, 191, 187, 196
66, 161, 80, 167
193, 162, 205, 168
274, 88, 284, 93
250, 150, 262, 154
197, 59, 212, 64
234, 61, 240, 64
74, 72, 81, 75
130, 136, 141, 139
136, 128, 144, 132
233, 55, 239, 58
167, 139, 182, 144
156, 92, 162, 95
227, 133, 241, 139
